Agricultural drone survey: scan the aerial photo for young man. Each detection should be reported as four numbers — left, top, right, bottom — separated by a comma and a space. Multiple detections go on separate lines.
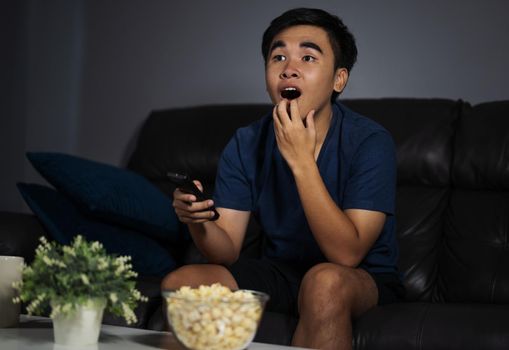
162, 8, 404, 350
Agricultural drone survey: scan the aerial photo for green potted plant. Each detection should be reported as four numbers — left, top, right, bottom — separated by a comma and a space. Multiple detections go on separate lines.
13, 235, 147, 346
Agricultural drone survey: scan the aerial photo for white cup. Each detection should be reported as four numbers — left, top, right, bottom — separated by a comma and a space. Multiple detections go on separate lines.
0, 255, 24, 327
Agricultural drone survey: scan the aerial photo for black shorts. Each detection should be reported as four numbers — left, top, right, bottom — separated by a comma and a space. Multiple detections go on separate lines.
365, 269, 406, 306
227, 258, 405, 316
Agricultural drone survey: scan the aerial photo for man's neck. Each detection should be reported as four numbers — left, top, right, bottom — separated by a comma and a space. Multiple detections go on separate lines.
313, 104, 334, 146
309, 103, 334, 161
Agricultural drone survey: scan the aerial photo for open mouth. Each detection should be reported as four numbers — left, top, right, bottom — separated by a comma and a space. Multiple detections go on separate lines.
281, 87, 301, 100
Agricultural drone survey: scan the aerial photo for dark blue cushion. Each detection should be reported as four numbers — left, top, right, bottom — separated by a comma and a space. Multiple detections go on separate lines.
17, 183, 176, 277
26, 152, 179, 242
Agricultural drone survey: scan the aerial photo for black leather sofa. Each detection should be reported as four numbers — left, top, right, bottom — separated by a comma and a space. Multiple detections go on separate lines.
1, 98, 509, 349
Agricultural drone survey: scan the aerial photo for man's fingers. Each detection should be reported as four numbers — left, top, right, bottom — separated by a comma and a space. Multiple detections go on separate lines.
175, 208, 216, 222
177, 212, 213, 224
175, 208, 215, 220
276, 100, 291, 125
305, 109, 316, 131
180, 218, 211, 224
289, 99, 302, 125
173, 188, 196, 202
172, 179, 214, 223
173, 198, 214, 212
273, 105, 283, 130
193, 180, 203, 192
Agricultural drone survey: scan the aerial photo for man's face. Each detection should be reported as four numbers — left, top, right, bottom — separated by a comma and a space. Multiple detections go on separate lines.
265, 25, 347, 119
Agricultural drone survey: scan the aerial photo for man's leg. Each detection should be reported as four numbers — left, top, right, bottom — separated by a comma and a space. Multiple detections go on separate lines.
160, 264, 238, 330
161, 264, 239, 290
292, 263, 378, 350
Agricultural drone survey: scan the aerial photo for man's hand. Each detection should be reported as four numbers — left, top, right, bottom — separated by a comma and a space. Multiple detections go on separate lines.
172, 180, 217, 223
273, 99, 317, 171
172, 181, 251, 265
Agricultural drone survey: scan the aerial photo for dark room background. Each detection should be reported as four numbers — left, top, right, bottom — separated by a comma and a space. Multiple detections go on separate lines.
2, 0, 508, 212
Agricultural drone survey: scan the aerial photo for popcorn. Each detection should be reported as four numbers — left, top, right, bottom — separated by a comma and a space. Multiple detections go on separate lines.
165, 283, 268, 350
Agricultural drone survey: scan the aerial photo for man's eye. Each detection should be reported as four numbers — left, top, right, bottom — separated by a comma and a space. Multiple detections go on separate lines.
273, 55, 286, 61
303, 55, 316, 62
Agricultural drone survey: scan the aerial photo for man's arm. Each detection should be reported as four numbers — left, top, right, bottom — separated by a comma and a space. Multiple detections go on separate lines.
187, 207, 251, 265
173, 183, 250, 265
293, 164, 386, 267
273, 100, 389, 267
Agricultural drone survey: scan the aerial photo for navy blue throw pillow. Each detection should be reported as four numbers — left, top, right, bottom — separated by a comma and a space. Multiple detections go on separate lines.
26, 152, 179, 242
17, 183, 176, 277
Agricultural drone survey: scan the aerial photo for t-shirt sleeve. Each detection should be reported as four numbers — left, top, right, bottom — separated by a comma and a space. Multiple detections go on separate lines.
342, 131, 396, 215
213, 134, 253, 211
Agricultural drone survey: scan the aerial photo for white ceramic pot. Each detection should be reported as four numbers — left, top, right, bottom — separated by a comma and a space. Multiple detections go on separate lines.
51, 298, 106, 346
0, 255, 24, 328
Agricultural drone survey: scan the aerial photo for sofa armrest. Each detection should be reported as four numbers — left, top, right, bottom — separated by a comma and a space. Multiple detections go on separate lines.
0, 211, 47, 262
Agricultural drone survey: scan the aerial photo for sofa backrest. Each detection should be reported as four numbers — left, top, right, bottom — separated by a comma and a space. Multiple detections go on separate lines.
128, 104, 272, 197
343, 99, 461, 302
440, 101, 509, 304
128, 99, 509, 304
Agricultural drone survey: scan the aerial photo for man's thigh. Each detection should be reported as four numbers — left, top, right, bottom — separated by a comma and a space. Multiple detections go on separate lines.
346, 267, 378, 318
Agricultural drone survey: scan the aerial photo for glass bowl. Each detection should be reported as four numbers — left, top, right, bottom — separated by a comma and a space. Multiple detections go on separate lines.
163, 285, 269, 350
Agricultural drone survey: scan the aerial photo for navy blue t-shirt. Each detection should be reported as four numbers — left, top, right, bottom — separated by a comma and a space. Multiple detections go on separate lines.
213, 102, 398, 275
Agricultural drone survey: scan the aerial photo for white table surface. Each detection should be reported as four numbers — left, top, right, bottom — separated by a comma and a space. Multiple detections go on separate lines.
0, 315, 310, 350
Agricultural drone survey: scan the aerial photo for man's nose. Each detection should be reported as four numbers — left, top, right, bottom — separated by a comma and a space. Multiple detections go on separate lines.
280, 61, 300, 79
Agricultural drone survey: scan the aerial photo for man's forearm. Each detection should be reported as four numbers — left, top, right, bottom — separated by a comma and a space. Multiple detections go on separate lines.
187, 222, 239, 265
292, 162, 364, 266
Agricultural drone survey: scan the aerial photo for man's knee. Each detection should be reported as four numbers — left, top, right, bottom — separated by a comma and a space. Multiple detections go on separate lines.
160, 264, 213, 290
299, 263, 355, 313
161, 265, 193, 290
160, 264, 238, 290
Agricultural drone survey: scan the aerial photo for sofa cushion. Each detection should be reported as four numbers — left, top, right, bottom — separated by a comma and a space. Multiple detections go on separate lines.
26, 152, 179, 242
438, 189, 509, 303
438, 101, 509, 303
17, 183, 176, 277
395, 186, 449, 302
353, 302, 509, 350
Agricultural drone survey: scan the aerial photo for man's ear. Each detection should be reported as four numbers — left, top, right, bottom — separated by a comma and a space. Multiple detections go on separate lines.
333, 68, 349, 93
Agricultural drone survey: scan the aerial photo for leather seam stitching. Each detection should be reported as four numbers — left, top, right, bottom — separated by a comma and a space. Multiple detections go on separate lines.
416, 304, 429, 350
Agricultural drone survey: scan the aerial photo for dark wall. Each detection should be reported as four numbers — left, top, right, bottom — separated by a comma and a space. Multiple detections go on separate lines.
2, 0, 509, 212
1, 0, 27, 212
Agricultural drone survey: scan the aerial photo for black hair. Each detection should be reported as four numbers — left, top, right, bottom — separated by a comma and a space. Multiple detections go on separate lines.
262, 8, 357, 101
